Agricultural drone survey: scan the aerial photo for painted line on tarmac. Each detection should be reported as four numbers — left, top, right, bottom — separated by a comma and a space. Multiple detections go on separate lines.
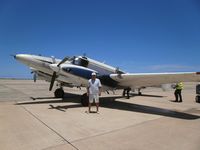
20, 105, 79, 150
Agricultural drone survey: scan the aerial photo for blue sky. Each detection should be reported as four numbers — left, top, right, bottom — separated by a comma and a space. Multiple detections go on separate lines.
0, 0, 200, 78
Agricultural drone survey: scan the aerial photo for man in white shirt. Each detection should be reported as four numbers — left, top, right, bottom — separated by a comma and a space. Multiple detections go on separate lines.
87, 72, 102, 113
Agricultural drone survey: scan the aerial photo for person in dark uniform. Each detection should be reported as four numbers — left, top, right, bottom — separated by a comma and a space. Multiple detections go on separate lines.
123, 87, 131, 99
174, 82, 183, 102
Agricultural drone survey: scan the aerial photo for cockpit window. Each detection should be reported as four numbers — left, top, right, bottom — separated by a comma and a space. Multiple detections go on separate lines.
72, 57, 89, 67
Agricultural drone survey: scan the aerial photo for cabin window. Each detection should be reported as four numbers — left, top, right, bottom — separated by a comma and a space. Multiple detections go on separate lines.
73, 57, 89, 67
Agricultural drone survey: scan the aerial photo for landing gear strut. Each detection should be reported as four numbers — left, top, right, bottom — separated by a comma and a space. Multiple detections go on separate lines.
54, 88, 64, 98
138, 89, 142, 95
123, 87, 131, 99
81, 93, 89, 107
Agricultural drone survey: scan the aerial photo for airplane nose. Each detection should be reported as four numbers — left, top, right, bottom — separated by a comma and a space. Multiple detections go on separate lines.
14, 54, 32, 65
15, 54, 29, 60
15, 54, 22, 60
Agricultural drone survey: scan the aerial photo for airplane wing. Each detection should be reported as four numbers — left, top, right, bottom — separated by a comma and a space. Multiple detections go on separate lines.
110, 72, 200, 88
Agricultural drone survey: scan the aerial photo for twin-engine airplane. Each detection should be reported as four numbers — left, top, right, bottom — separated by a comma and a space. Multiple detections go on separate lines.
14, 54, 200, 106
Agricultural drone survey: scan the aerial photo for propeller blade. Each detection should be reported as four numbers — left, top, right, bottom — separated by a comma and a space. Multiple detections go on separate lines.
10, 54, 16, 59
57, 56, 70, 67
49, 72, 57, 91
49, 56, 70, 91
51, 56, 56, 64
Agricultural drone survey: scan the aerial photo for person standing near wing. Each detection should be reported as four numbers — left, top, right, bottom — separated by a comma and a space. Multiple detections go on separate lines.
174, 82, 184, 102
87, 72, 102, 113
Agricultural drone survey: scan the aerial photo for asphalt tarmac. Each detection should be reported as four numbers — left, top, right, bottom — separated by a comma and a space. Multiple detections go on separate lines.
0, 79, 200, 150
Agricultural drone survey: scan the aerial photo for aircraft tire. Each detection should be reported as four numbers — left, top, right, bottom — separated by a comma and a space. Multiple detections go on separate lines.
196, 95, 200, 103
54, 88, 64, 98
81, 93, 89, 107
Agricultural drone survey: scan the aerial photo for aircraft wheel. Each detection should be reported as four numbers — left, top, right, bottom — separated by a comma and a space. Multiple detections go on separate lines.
81, 93, 89, 107
138, 92, 142, 96
196, 95, 200, 103
54, 88, 64, 98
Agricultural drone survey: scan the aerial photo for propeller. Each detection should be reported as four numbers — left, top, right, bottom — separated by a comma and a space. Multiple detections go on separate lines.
49, 72, 57, 91
115, 67, 124, 79
51, 56, 56, 64
10, 54, 16, 59
49, 56, 70, 91
57, 56, 70, 66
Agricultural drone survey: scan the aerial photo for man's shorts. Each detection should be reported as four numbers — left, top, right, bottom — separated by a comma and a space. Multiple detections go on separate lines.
89, 94, 99, 103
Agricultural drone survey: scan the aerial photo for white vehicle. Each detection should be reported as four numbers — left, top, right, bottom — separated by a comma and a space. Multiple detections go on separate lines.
14, 54, 200, 106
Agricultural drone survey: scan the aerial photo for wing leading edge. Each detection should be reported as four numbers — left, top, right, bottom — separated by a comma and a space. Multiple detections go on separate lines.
110, 72, 200, 88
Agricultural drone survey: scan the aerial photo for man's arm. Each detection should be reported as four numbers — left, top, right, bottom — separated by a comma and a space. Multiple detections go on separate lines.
87, 80, 90, 96
98, 79, 102, 96
87, 87, 89, 96
99, 87, 102, 96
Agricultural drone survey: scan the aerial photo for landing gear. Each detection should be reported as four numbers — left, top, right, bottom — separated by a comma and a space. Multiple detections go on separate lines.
123, 87, 131, 99
138, 89, 142, 96
54, 88, 64, 98
81, 93, 89, 107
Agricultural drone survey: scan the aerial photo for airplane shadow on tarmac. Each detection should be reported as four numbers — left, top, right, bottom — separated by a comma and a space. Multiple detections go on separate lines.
16, 92, 200, 120
17, 93, 81, 104
16, 93, 83, 112
48, 104, 82, 112
100, 97, 200, 120
130, 93, 165, 98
